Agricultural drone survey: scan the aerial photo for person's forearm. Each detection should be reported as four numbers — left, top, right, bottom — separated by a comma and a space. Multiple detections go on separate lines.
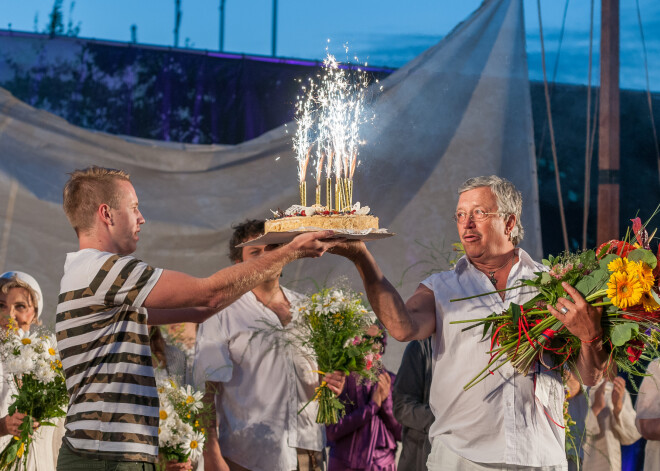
378, 398, 403, 440
576, 339, 608, 386
204, 245, 298, 310
392, 396, 434, 432
326, 401, 379, 441
148, 307, 217, 325
352, 251, 420, 341
201, 382, 230, 471
638, 418, 660, 441
146, 245, 299, 310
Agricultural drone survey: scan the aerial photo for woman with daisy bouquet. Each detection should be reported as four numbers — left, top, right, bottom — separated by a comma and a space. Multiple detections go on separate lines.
156, 378, 207, 471
0, 272, 68, 471
292, 288, 383, 424
452, 211, 660, 390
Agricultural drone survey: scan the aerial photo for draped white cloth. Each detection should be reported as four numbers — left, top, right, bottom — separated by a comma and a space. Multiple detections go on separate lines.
0, 0, 539, 370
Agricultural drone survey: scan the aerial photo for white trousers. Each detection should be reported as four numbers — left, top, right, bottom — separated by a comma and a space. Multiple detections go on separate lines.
426, 437, 568, 471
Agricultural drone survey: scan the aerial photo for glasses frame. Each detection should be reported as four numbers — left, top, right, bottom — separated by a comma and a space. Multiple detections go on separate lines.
453, 209, 503, 224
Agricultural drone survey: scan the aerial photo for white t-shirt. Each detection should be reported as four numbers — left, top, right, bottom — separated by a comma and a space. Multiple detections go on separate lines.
422, 248, 567, 468
193, 288, 323, 471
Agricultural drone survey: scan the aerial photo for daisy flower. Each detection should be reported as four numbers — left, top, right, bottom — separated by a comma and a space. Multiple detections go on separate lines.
183, 430, 206, 461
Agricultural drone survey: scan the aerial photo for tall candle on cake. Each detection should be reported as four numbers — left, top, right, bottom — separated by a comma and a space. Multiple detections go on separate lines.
264, 51, 382, 236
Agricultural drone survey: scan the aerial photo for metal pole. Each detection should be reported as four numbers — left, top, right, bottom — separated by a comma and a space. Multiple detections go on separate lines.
219, 0, 226, 51
174, 0, 182, 47
596, 0, 620, 242
271, 0, 277, 57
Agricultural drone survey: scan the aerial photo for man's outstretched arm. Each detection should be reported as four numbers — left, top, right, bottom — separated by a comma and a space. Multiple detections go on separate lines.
331, 242, 436, 342
144, 231, 340, 315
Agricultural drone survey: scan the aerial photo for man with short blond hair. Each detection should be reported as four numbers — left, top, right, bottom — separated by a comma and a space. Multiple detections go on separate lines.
62, 167, 131, 234
55, 167, 341, 470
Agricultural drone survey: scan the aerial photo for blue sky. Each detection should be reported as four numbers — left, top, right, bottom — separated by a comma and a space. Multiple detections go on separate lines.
1, 0, 659, 90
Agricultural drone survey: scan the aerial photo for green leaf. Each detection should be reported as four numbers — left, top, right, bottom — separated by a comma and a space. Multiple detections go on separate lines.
511, 303, 522, 324
574, 268, 609, 297
610, 323, 639, 347
542, 258, 552, 267
628, 248, 658, 269
481, 322, 490, 340
580, 250, 596, 264
597, 242, 613, 259
540, 272, 552, 285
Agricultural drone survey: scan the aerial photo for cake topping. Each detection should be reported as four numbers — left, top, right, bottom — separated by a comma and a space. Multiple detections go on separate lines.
270, 202, 371, 219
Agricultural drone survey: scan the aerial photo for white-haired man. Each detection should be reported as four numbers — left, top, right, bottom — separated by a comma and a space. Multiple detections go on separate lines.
333, 175, 608, 470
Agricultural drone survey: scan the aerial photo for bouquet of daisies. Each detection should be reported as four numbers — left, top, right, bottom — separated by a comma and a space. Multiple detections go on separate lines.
451, 213, 660, 390
156, 378, 207, 468
292, 288, 382, 424
0, 324, 68, 470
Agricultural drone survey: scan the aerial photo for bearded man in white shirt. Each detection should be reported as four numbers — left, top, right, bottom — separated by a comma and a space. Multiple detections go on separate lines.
331, 175, 609, 470
194, 220, 345, 471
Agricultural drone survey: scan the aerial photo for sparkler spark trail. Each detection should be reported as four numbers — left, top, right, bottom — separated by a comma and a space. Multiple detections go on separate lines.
291, 50, 375, 209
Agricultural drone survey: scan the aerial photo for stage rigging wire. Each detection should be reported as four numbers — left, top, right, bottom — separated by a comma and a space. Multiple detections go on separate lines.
535, 0, 569, 164
536, 0, 569, 252
582, 0, 597, 250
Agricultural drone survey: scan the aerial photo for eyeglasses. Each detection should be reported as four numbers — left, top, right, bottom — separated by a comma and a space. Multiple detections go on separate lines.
453, 209, 502, 223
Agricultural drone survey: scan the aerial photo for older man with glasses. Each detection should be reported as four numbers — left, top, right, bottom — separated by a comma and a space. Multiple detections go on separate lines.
332, 175, 608, 471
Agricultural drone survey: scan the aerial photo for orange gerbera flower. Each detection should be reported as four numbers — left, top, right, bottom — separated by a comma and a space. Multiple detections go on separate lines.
607, 257, 627, 273
607, 271, 644, 309
629, 262, 656, 291
641, 291, 660, 313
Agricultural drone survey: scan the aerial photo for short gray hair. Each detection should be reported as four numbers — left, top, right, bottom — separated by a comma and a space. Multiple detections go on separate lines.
458, 175, 524, 245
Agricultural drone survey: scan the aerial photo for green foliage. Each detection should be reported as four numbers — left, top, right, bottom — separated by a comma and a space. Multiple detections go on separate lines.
610, 323, 639, 347
628, 248, 658, 269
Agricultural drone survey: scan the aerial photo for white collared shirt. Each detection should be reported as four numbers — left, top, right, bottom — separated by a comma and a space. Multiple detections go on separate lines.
422, 248, 567, 467
635, 359, 660, 471
193, 288, 323, 471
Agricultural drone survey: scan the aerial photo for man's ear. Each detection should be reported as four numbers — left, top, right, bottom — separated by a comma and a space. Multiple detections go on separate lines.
99, 203, 113, 227
505, 214, 516, 234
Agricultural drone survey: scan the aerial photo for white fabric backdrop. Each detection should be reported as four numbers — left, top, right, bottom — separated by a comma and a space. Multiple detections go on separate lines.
0, 0, 540, 370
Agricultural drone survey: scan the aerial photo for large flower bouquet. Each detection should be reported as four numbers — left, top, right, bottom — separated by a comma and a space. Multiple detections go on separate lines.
292, 288, 382, 424
156, 378, 207, 468
451, 215, 660, 390
0, 324, 68, 470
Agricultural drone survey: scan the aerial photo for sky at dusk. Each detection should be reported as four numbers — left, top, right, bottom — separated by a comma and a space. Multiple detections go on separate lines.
1, 0, 659, 91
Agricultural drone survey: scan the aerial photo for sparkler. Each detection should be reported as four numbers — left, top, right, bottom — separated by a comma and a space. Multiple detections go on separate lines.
292, 49, 374, 211
293, 79, 315, 206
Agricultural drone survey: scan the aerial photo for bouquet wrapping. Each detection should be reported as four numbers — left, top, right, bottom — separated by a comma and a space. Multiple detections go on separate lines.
452, 215, 660, 390
156, 378, 207, 468
291, 288, 382, 424
0, 324, 67, 471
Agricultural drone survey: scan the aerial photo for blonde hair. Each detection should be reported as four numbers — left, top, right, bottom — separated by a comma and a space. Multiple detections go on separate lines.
1, 277, 41, 316
63, 166, 131, 234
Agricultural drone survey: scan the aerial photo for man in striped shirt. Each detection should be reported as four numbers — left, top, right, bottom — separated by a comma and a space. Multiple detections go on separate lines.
55, 167, 340, 470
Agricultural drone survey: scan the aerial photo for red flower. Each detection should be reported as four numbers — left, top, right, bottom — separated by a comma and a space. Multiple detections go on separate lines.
300, 210, 306, 216
626, 340, 645, 363
596, 240, 636, 259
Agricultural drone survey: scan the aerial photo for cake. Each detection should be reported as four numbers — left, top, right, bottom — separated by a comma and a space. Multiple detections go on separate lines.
265, 203, 379, 233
